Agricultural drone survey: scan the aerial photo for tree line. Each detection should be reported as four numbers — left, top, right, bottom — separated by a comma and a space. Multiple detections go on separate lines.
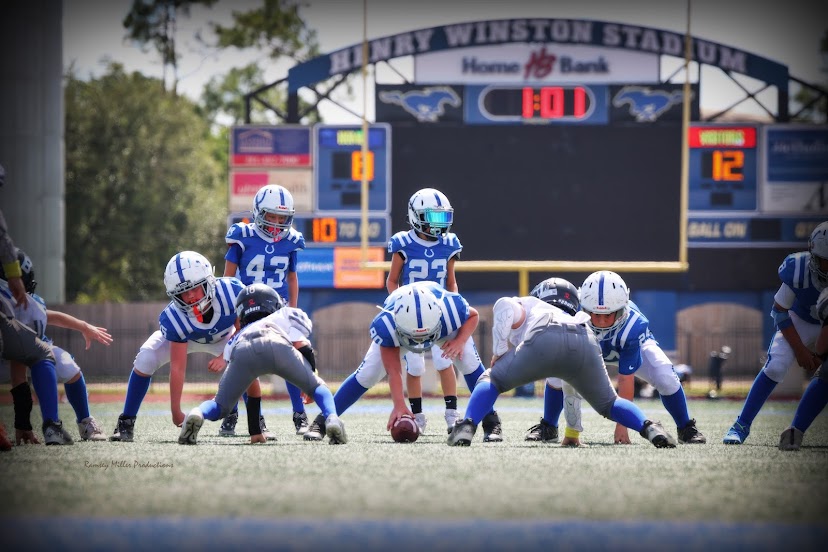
65, 0, 322, 302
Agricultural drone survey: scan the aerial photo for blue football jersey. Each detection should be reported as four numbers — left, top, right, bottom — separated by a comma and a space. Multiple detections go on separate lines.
778, 252, 821, 324
596, 301, 656, 375
225, 222, 305, 300
387, 230, 462, 289
370, 282, 471, 348
159, 277, 243, 344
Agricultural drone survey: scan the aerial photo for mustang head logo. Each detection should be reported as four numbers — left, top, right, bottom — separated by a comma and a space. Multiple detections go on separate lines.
612, 86, 689, 122
378, 87, 461, 122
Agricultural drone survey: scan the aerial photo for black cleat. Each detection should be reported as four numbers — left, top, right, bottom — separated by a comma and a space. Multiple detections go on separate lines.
219, 412, 238, 437
303, 413, 326, 441
524, 418, 559, 443
481, 410, 503, 442
677, 418, 706, 444
109, 415, 136, 442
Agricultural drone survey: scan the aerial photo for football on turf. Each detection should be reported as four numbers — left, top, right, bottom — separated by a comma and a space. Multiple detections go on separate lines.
391, 414, 420, 443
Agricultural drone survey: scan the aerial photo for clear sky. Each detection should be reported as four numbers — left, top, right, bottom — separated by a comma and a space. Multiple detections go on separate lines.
64, 0, 827, 122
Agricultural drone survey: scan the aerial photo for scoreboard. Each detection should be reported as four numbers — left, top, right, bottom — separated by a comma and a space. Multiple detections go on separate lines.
688, 125, 758, 211
314, 124, 391, 212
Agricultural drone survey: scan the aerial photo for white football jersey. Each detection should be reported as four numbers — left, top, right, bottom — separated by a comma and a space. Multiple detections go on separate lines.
492, 295, 590, 356
223, 307, 312, 361
13, 293, 50, 341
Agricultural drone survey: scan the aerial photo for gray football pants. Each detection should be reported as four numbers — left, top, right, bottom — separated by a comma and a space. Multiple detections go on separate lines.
488, 319, 618, 419
1, 312, 55, 365
214, 327, 323, 419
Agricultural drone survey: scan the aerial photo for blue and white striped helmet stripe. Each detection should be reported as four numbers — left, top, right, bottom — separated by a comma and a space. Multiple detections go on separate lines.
278, 187, 286, 205
433, 191, 443, 207
598, 272, 605, 307
175, 254, 185, 281
413, 289, 423, 328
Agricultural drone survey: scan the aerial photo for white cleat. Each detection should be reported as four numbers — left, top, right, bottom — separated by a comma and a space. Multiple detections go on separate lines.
325, 414, 347, 445
444, 409, 460, 435
78, 416, 107, 442
178, 408, 204, 445
414, 412, 427, 434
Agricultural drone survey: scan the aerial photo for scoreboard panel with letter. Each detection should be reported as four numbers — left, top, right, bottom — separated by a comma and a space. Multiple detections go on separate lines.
688, 125, 758, 211
314, 124, 391, 212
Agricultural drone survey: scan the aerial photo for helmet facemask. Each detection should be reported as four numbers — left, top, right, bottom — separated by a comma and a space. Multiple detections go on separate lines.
164, 252, 217, 321
255, 207, 294, 240
253, 185, 295, 241
408, 188, 454, 238
412, 207, 453, 238
809, 223, 828, 290
580, 271, 630, 340
392, 287, 443, 353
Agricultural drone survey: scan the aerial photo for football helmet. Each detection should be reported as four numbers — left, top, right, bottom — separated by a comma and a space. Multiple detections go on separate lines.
0, 248, 37, 293
407, 188, 454, 238
808, 221, 828, 289
580, 271, 630, 339
234, 283, 286, 328
530, 277, 580, 315
163, 251, 216, 317
253, 184, 295, 241
392, 285, 443, 353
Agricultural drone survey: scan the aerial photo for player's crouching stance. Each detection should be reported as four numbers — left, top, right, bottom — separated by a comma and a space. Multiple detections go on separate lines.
179, 284, 346, 445
779, 285, 828, 450
447, 277, 677, 448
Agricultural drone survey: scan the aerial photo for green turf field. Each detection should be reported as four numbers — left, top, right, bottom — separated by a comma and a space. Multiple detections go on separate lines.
2, 397, 827, 525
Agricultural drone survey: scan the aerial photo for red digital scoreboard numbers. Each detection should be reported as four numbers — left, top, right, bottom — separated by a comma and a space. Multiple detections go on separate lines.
469, 85, 608, 124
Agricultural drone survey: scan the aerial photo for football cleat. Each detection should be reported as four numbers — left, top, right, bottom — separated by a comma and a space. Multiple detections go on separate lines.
303, 413, 326, 442
779, 426, 804, 451
259, 415, 277, 441
178, 408, 204, 445
640, 420, 677, 448
677, 418, 706, 444
109, 415, 136, 442
481, 410, 503, 442
43, 420, 74, 446
325, 414, 347, 445
723, 420, 750, 445
447, 418, 477, 446
414, 412, 427, 434
219, 411, 238, 437
293, 411, 310, 435
77, 416, 107, 442
524, 418, 559, 443
444, 408, 461, 434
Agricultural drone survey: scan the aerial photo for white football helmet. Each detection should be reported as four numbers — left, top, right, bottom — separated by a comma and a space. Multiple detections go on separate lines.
808, 221, 828, 289
579, 271, 630, 339
163, 251, 216, 317
253, 184, 295, 241
392, 285, 443, 353
408, 188, 454, 238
